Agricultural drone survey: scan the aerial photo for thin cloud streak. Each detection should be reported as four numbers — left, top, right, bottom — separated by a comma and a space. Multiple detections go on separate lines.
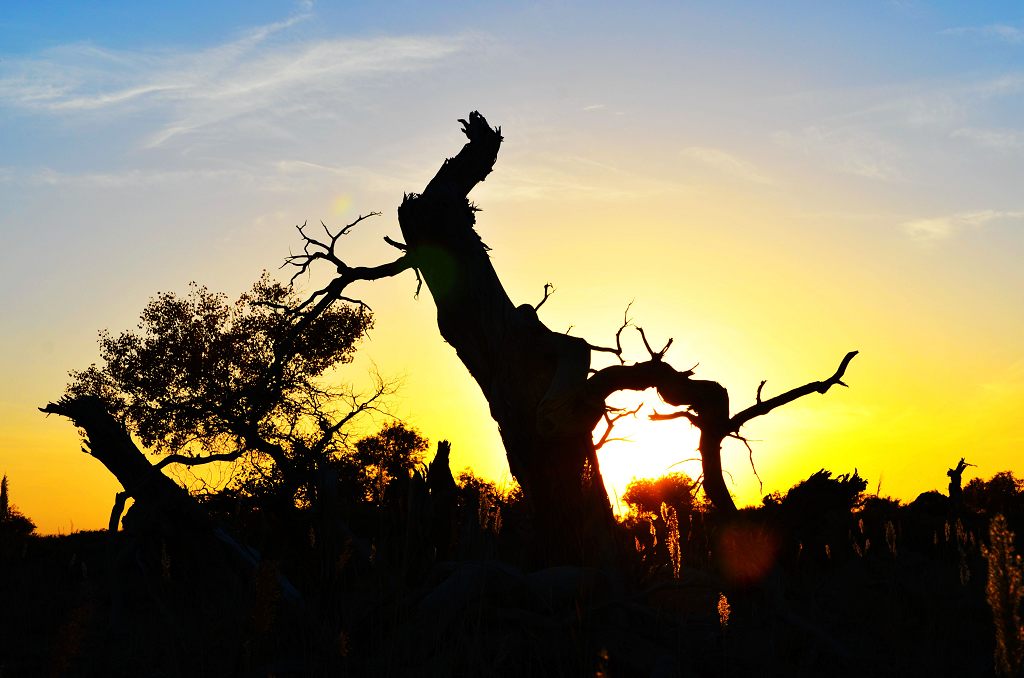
902, 209, 1024, 241
773, 126, 903, 181
951, 127, 1024, 151
680, 146, 773, 185
768, 72, 1024, 183
941, 24, 1024, 44
0, 11, 476, 151
0, 159, 415, 196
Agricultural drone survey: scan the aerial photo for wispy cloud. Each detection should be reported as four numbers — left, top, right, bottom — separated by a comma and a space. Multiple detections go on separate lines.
941, 24, 1024, 44
901, 209, 1024, 241
769, 71, 1024, 182
0, 8, 474, 150
951, 127, 1024, 151
0, 157, 416, 195
482, 153, 681, 202
773, 126, 903, 181
680, 146, 772, 185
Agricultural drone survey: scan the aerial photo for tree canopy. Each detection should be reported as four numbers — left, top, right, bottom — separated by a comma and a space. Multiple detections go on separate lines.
622, 473, 701, 518
66, 273, 389, 505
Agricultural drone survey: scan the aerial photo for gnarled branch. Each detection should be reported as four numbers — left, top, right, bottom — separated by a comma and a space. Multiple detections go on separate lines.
729, 350, 858, 432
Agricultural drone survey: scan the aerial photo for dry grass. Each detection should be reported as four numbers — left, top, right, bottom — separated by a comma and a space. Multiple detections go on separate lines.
983, 514, 1024, 676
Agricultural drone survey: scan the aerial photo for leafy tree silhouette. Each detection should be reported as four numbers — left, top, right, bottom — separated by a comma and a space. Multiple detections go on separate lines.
353, 422, 428, 507
966, 471, 1024, 520
622, 473, 701, 518
63, 273, 393, 523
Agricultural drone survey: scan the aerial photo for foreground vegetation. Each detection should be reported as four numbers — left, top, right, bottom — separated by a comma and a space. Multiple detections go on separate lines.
2, 461, 1023, 677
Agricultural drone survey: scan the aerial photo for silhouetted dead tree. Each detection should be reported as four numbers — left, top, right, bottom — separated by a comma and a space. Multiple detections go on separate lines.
39, 395, 299, 601
286, 111, 857, 564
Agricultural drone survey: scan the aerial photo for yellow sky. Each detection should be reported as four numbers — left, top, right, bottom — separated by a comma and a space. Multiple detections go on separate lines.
7, 141, 1023, 534
2, 3, 1023, 533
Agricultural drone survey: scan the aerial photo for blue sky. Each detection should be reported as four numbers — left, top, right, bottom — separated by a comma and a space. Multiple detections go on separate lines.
2, 1, 1023, 531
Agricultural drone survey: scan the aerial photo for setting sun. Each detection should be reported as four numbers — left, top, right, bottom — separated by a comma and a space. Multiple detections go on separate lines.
596, 389, 705, 515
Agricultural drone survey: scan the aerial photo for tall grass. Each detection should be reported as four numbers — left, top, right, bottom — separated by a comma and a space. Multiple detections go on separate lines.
983, 514, 1024, 676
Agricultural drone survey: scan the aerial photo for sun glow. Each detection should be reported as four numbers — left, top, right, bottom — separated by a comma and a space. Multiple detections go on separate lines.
595, 389, 703, 517
331, 194, 353, 216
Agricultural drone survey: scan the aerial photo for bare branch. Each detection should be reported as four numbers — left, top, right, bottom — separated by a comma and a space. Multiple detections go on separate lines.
586, 342, 623, 357
309, 371, 395, 457
593, 402, 643, 450
615, 303, 633, 363
667, 457, 704, 469
383, 235, 408, 251
282, 213, 381, 284
279, 212, 420, 321
412, 267, 423, 298
154, 448, 247, 471
649, 409, 699, 426
287, 253, 417, 322
636, 326, 673, 361
756, 380, 766, 404
585, 302, 634, 363
534, 283, 555, 311
729, 350, 859, 433
728, 432, 764, 493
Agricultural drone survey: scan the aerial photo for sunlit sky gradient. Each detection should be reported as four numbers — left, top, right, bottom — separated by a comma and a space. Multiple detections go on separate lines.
2, 1, 1022, 533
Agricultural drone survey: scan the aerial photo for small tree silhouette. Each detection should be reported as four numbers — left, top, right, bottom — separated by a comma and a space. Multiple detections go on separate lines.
353, 422, 429, 506
0, 474, 37, 544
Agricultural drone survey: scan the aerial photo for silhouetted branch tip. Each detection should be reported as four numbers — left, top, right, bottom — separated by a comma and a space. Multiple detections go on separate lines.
822, 350, 859, 392
729, 431, 764, 493
636, 326, 673, 361
534, 282, 556, 311
412, 267, 423, 298
594, 402, 643, 450
729, 350, 860, 433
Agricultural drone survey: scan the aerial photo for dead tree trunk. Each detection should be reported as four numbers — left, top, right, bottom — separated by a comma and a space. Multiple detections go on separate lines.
287, 111, 858, 565
40, 395, 299, 601
40, 396, 207, 530
396, 114, 622, 564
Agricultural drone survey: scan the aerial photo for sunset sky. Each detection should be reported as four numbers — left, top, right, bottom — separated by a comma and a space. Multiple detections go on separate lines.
2, 1, 1022, 533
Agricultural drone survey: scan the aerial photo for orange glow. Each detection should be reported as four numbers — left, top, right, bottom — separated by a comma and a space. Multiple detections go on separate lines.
595, 389, 703, 516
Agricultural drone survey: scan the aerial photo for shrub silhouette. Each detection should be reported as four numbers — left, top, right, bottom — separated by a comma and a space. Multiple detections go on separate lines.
0, 474, 36, 552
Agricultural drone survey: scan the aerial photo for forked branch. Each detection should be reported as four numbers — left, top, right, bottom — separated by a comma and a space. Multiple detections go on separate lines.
585, 303, 634, 364
280, 212, 419, 319
534, 283, 556, 311
636, 326, 673, 361
283, 212, 382, 284
593, 402, 644, 450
